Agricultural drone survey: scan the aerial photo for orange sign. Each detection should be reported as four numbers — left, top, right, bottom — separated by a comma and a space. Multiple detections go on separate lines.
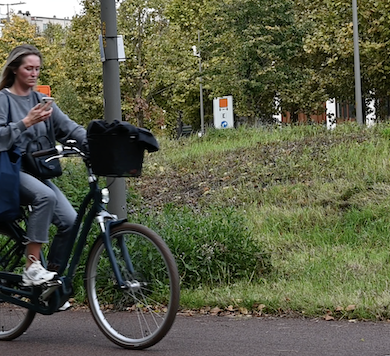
219, 98, 228, 108
36, 85, 51, 96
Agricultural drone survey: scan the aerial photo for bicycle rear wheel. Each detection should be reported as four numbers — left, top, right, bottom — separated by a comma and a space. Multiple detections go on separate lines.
85, 222, 180, 349
0, 224, 36, 341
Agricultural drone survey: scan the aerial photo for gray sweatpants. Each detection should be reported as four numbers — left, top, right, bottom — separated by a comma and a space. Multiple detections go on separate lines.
19, 171, 77, 266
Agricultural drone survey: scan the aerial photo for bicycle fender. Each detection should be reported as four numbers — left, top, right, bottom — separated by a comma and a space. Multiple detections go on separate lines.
103, 219, 127, 243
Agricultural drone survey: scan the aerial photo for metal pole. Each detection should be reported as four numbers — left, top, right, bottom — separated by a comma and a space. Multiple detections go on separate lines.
352, 0, 364, 125
0, 2, 26, 21
198, 31, 205, 136
100, 0, 127, 219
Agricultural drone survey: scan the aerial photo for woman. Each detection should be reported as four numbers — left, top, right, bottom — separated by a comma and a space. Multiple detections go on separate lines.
0, 44, 87, 288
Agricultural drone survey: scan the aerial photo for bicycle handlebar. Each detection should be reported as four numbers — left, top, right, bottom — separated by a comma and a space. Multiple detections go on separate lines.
31, 146, 62, 158
31, 141, 87, 160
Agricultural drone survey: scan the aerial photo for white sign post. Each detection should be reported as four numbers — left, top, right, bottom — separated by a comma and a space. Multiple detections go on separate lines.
273, 96, 282, 124
213, 95, 234, 129
326, 98, 337, 130
366, 93, 376, 127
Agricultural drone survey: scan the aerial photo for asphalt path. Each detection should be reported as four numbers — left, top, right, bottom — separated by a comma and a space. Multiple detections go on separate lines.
3, 310, 390, 356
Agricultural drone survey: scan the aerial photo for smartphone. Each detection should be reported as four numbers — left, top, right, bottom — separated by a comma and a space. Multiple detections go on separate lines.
40, 97, 54, 110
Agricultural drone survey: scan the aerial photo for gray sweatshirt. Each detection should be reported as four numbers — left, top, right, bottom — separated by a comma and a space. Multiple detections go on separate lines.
0, 89, 86, 153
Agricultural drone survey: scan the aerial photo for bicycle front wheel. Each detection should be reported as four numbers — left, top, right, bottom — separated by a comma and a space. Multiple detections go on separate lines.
0, 224, 36, 341
85, 222, 180, 350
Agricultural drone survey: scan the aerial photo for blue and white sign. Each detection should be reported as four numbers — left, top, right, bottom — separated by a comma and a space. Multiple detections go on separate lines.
213, 96, 234, 129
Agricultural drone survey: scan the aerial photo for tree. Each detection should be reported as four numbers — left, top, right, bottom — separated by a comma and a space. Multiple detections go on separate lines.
6, 0, 390, 130
117, 0, 168, 129
295, 0, 390, 118
41, 24, 69, 95
198, 0, 315, 122
59, 0, 103, 126
0, 15, 47, 83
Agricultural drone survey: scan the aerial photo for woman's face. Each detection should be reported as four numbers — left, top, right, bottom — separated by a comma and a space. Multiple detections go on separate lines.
14, 54, 41, 90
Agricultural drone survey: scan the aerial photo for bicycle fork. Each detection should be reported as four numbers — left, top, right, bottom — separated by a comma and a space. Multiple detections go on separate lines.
97, 217, 135, 289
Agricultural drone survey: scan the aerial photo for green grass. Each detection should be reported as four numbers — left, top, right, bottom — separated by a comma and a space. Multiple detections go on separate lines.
57, 122, 390, 319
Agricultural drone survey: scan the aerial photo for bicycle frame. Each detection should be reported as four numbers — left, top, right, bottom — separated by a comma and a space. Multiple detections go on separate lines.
1, 140, 180, 350
0, 164, 125, 315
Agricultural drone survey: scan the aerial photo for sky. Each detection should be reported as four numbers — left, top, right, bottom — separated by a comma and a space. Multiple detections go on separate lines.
2, 0, 83, 19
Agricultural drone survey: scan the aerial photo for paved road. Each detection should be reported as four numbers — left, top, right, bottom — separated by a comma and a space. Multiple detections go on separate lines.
3, 310, 390, 356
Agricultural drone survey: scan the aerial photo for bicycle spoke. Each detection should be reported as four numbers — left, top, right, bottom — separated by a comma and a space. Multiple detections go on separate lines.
85, 223, 179, 349
0, 226, 35, 340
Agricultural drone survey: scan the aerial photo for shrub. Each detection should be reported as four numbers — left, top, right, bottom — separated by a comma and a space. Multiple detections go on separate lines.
133, 204, 272, 288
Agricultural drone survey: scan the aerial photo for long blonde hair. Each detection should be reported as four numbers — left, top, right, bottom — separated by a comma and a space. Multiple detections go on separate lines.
0, 44, 43, 90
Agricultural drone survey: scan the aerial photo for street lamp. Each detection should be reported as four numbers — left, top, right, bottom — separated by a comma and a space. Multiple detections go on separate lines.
0, 2, 25, 21
352, 0, 363, 125
192, 31, 205, 136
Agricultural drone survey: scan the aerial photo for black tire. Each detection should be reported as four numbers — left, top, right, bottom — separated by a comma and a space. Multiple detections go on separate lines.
85, 222, 180, 349
0, 225, 36, 341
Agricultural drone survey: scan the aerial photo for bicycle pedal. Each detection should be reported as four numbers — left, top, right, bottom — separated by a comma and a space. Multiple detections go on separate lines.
39, 279, 62, 301
43, 279, 62, 288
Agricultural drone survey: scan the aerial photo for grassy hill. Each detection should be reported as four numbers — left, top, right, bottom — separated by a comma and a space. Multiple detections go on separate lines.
61, 122, 390, 320
128, 123, 390, 320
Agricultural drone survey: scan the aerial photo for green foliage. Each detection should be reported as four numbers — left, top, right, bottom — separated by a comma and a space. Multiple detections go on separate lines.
118, 0, 168, 129
0, 15, 45, 61
296, 0, 390, 105
39, 123, 390, 318
127, 123, 390, 318
0, 15, 48, 83
61, 0, 104, 126
52, 158, 90, 209
2, 0, 390, 129
41, 23, 69, 87
54, 158, 271, 299
202, 0, 305, 119
54, 79, 84, 123
131, 204, 271, 287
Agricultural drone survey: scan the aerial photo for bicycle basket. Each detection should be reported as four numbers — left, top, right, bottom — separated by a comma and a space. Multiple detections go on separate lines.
87, 120, 158, 177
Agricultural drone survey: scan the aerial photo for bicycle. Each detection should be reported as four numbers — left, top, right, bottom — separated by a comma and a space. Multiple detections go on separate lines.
0, 140, 180, 350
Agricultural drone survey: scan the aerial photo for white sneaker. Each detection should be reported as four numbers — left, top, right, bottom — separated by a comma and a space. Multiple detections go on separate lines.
22, 255, 57, 286
58, 301, 71, 311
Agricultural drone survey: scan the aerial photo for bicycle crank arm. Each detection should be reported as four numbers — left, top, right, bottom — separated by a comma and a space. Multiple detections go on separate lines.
39, 279, 62, 302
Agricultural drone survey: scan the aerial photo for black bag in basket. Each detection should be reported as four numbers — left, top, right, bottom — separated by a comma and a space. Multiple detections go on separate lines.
87, 120, 159, 177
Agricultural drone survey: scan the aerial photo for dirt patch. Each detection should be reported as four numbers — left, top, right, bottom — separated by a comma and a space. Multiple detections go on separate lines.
133, 131, 371, 208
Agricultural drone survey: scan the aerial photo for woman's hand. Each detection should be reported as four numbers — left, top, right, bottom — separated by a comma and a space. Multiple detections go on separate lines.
22, 102, 53, 128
